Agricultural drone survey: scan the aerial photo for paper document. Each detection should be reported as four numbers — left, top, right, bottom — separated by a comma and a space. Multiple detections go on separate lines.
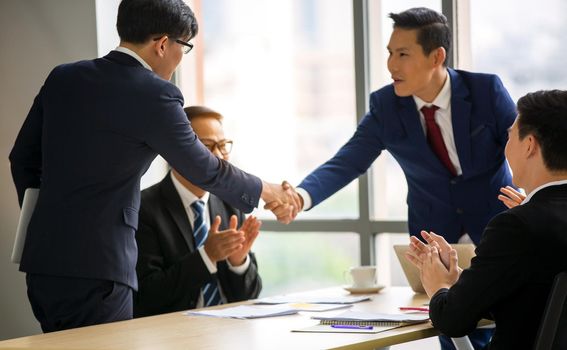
285, 303, 352, 312
255, 295, 371, 305
11, 188, 39, 264
185, 305, 298, 319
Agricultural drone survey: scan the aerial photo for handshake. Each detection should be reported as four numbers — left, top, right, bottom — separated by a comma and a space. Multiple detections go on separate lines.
261, 180, 304, 224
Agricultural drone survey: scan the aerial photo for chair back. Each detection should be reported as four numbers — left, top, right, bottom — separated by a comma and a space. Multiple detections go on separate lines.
533, 271, 567, 350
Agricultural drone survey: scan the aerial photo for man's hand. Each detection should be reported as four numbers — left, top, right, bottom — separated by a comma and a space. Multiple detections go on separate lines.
228, 215, 262, 266
419, 246, 460, 298
204, 215, 245, 265
261, 180, 302, 224
498, 186, 526, 209
414, 230, 454, 269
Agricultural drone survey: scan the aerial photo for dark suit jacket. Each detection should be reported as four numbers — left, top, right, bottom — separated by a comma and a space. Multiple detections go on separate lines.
133, 174, 262, 317
429, 184, 567, 350
298, 69, 516, 243
9, 51, 262, 289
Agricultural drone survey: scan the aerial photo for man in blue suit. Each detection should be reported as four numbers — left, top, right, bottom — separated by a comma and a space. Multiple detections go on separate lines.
286, 7, 516, 350
9, 0, 298, 332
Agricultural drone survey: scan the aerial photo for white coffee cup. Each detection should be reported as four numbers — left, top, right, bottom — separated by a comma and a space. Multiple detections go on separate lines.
347, 266, 377, 288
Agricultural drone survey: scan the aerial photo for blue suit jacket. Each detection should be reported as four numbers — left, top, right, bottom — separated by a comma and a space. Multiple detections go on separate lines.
9, 51, 262, 289
298, 69, 516, 243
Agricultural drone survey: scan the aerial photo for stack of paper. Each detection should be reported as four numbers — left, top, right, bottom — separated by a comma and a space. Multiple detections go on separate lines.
255, 295, 371, 305
186, 305, 298, 319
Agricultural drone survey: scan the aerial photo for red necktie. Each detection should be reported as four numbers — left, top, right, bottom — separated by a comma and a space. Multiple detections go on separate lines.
421, 105, 457, 176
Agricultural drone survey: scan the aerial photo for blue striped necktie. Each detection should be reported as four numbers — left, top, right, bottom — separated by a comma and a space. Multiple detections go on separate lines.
190, 200, 222, 306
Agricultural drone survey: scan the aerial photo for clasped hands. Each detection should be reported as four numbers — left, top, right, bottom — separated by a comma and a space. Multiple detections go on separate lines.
261, 180, 303, 224
405, 231, 462, 298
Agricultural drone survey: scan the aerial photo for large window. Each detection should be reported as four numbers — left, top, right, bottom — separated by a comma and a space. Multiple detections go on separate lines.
469, 0, 567, 101
184, 0, 359, 220
180, 0, 362, 296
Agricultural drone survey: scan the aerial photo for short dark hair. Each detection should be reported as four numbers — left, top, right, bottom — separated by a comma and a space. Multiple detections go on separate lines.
389, 7, 451, 65
183, 106, 223, 122
517, 90, 567, 171
117, 0, 198, 44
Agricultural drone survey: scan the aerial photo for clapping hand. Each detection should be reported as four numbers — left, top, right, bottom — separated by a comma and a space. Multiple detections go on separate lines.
204, 215, 245, 264
498, 186, 526, 209
405, 230, 461, 298
228, 215, 262, 266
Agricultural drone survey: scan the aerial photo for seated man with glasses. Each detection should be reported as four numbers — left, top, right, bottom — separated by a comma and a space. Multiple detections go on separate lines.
134, 106, 262, 317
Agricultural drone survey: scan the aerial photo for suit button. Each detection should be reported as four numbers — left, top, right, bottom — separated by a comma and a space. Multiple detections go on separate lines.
241, 194, 249, 202
450, 179, 457, 185
456, 208, 464, 214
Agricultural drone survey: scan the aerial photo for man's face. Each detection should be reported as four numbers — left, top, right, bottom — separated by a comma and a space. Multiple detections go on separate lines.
192, 116, 229, 161
387, 28, 437, 99
505, 118, 526, 187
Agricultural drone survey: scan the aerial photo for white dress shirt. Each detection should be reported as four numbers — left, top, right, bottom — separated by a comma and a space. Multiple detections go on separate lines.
114, 46, 152, 71
413, 72, 462, 176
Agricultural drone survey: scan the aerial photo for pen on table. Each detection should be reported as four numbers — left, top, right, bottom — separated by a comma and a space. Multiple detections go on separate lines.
399, 306, 429, 312
331, 324, 373, 330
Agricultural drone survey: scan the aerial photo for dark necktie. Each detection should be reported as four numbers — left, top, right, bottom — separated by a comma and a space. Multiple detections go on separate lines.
191, 200, 222, 306
421, 105, 457, 176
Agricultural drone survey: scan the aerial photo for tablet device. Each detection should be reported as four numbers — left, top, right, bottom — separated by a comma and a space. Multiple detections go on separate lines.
393, 243, 476, 294
11, 188, 39, 264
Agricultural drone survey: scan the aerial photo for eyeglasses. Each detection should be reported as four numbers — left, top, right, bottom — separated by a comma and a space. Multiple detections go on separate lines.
200, 139, 233, 156
153, 36, 194, 54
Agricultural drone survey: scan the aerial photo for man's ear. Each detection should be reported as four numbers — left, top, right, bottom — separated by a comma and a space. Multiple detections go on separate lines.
432, 47, 446, 67
526, 135, 539, 158
152, 35, 168, 58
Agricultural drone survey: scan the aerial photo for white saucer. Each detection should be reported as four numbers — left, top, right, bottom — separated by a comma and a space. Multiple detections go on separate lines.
343, 284, 385, 294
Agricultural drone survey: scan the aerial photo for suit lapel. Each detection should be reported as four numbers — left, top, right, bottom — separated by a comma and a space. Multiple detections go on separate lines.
159, 173, 195, 252
397, 96, 449, 174
448, 68, 472, 176
208, 195, 230, 231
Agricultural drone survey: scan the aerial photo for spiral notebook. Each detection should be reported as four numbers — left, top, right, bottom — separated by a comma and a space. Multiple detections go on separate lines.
292, 310, 429, 333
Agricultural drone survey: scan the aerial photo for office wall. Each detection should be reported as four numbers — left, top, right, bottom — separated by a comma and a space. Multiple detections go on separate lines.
0, 0, 97, 340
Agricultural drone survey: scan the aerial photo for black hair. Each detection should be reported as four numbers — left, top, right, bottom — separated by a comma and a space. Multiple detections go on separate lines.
517, 90, 567, 171
183, 106, 223, 122
389, 7, 451, 65
117, 0, 198, 44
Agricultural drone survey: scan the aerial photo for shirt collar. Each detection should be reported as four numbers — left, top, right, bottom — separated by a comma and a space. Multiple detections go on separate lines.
413, 70, 452, 111
522, 179, 567, 204
114, 46, 152, 71
170, 172, 210, 209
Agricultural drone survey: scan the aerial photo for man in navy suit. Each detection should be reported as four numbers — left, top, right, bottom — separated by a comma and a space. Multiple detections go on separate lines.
9, 0, 298, 332
279, 7, 517, 350
134, 106, 262, 317
408, 90, 567, 350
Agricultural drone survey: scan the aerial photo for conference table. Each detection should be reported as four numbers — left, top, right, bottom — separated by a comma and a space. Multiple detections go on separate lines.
0, 286, 442, 350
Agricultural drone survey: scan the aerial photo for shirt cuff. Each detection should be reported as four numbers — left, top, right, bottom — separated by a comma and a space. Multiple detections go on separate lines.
226, 254, 250, 275
198, 246, 218, 274
296, 187, 312, 211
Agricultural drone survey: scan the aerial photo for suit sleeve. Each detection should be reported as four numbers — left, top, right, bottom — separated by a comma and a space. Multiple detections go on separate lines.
218, 210, 262, 302
490, 75, 517, 147
9, 86, 45, 206
297, 102, 385, 208
134, 204, 212, 316
428, 211, 530, 337
142, 83, 262, 213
